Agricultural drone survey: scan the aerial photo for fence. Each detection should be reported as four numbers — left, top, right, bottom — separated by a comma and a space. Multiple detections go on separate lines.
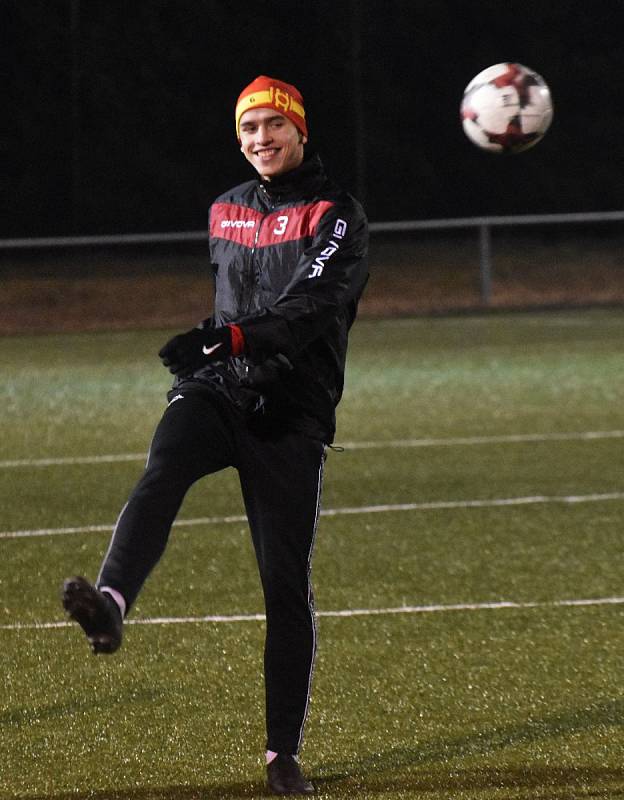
367, 210, 624, 304
2, 210, 624, 307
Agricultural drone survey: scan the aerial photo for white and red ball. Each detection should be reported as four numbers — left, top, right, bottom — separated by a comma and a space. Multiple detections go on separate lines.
460, 63, 553, 153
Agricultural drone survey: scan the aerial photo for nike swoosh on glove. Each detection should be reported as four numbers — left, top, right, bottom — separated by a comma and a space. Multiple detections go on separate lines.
158, 324, 244, 376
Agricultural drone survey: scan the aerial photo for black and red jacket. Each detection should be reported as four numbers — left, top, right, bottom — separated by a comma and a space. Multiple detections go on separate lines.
177, 153, 369, 443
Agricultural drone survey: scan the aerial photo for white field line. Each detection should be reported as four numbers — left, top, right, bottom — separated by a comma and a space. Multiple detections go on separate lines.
2, 595, 624, 632
341, 429, 624, 450
0, 453, 146, 468
3, 492, 624, 540
2, 429, 624, 468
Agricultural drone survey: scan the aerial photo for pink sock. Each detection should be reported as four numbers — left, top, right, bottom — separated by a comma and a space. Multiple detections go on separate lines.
100, 586, 127, 619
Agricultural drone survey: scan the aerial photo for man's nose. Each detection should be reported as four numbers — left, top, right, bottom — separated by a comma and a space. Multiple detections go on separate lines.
256, 125, 272, 143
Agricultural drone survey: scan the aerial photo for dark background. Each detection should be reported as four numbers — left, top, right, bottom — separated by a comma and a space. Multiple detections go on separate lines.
4, 0, 624, 237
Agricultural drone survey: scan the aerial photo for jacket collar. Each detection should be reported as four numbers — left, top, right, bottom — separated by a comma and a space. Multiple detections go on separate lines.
259, 152, 326, 202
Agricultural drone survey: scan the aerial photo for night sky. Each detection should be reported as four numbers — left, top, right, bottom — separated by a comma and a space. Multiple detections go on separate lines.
5, 1, 624, 237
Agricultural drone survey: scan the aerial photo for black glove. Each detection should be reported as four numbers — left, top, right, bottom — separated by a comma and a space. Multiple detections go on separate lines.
241, 354, 294, 390
158, 326, 233, 376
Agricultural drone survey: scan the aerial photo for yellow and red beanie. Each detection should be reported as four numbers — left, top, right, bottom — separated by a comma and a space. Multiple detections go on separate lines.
235, 75, 307, 140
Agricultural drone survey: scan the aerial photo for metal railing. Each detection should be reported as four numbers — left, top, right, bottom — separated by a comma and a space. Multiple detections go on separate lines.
3, 209, 624, 304
367, 210, 624, 304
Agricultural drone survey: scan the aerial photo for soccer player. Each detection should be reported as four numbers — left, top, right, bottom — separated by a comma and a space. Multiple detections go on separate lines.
62, 75, 369, 796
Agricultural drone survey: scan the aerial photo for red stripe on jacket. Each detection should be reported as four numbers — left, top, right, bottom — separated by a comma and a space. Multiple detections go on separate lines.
210, 200, 335, 248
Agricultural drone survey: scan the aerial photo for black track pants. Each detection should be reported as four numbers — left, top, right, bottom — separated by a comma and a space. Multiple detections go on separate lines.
97, 391, 325, 754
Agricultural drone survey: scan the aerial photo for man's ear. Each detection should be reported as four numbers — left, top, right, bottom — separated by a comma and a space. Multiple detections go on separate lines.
300, 134, 308, 145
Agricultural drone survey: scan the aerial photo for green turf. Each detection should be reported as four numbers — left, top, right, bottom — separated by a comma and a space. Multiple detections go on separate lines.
2, 309, 624, 799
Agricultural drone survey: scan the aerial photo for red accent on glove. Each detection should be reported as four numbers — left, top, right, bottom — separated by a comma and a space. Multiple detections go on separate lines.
227, 324, 245, 356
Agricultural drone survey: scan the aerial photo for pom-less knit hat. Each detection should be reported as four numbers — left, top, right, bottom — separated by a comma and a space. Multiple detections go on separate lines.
235, 75, 307, 140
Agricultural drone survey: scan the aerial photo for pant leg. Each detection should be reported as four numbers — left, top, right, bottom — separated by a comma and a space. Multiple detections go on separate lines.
97, 392, 234, 611
237, 429, 326, 754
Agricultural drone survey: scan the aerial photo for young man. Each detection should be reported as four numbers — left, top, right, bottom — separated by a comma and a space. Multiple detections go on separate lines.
62, 75, 369, 796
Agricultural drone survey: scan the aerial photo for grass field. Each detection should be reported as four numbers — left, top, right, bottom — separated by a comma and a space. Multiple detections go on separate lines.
2, 309, 624, 799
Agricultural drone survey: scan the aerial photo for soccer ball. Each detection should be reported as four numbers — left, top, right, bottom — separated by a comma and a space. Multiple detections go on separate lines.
460, 63, 553, 153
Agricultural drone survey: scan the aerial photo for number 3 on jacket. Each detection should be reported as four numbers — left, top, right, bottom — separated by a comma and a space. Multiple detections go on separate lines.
273, 215, 289, 235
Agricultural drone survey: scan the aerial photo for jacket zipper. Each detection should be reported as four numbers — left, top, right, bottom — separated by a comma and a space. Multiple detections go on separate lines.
245, 189, 276, 315
244, 214, 264, 315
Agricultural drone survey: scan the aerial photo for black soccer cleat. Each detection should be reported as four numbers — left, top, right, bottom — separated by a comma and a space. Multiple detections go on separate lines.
267, 754, 315, 795
62, 576, 123, 655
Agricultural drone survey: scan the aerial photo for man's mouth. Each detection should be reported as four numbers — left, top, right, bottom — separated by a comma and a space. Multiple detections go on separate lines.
254, 148, 279, 160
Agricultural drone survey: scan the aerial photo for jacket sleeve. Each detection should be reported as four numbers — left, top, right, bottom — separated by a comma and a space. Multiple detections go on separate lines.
237, 198, 369, 360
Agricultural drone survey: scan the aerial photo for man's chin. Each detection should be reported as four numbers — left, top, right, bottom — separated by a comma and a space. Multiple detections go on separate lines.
258, 169, 285, 181
255, 160, 282, 179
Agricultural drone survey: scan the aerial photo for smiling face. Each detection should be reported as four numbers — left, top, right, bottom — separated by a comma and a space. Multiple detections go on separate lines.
239, 107, 307, 180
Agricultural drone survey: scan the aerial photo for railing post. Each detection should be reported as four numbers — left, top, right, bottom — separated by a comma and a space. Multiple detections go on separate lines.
479, 223, 492, 305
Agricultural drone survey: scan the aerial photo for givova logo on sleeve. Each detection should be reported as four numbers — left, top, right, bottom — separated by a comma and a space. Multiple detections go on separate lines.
308, 219, 347, 278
